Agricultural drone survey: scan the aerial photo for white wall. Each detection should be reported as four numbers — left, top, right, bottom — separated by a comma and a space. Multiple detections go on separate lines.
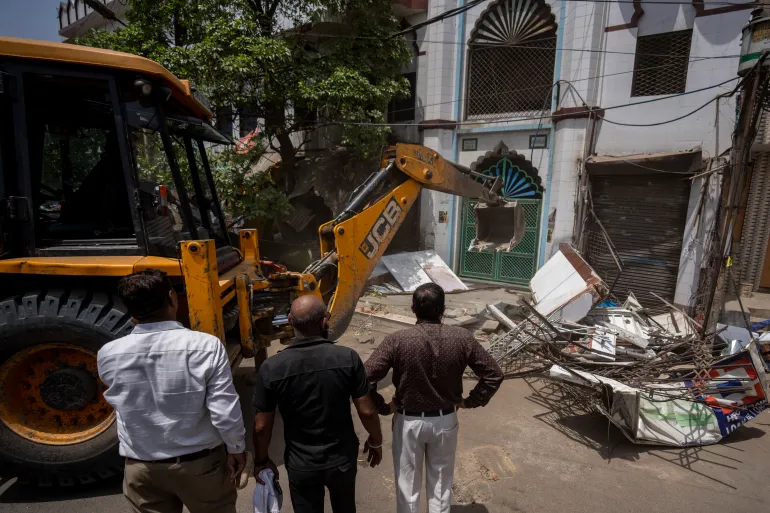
414, 0, 748, 287
420, 129, 456, 259
457, 132, 549, 170
422, 0, 460, 121
594, 5, 745, 156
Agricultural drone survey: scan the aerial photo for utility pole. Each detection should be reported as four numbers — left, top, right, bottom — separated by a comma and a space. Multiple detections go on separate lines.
702, 9, 770, 334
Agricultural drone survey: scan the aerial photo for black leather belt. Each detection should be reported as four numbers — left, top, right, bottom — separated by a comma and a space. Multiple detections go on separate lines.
128, 445, 221, 464
397, 406, 456, 417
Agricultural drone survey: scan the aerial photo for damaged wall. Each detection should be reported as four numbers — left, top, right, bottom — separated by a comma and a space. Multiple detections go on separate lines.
267, 148, 422, 264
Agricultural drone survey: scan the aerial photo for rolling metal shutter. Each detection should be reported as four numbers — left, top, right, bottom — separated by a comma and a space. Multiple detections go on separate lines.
590, 174, 690, 308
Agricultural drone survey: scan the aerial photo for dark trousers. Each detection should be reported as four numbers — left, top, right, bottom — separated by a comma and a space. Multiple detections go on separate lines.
287, 461, 357, 513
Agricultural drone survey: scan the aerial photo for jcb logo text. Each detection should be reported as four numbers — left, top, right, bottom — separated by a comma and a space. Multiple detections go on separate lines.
359, 197, 403, 259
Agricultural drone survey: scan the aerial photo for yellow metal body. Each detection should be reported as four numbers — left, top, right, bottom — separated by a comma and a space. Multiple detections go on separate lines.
326, 180, 421, 337
0, 143, 499, 349
0, 256, 185, 276
0, 229, 319, 360
395, 144, 501, 203
181, 240, 226, 343
321, 143, 504, 338
0, 37, 211, 120
0, 344, 114, 445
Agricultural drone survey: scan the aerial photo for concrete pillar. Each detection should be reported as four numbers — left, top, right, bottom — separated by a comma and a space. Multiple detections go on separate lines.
421, 129, 456, 260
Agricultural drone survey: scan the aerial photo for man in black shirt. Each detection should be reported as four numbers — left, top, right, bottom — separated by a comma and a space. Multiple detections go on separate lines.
252, 295, 383, 513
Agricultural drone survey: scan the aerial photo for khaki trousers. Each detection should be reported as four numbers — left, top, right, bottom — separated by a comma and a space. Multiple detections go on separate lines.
123, 445, 237, 513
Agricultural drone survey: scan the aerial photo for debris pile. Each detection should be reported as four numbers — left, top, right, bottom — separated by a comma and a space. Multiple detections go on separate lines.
367, 250, 467, 294
486, 243, 770, 447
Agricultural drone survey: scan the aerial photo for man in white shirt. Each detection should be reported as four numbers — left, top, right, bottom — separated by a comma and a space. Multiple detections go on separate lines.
98, 270, 247, 513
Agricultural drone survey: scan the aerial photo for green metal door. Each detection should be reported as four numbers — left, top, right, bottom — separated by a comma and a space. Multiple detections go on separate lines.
459, 199, 541, 285
458, 151, 543, 286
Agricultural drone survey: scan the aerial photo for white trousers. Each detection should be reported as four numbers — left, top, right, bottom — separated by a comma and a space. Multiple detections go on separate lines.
392, 411, 459, 513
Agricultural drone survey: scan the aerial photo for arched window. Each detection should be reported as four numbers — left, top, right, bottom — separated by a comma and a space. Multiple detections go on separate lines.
466, 0, 557, 119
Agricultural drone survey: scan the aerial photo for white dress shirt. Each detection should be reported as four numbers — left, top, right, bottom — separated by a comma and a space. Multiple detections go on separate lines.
97, 321, 246, 460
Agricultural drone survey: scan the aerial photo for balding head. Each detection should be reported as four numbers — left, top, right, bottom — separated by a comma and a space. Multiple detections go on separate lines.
289, 295, 328, 337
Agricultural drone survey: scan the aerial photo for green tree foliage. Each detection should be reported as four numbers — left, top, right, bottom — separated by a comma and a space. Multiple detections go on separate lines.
209, 148, 293, 221
78, 0, 412, 172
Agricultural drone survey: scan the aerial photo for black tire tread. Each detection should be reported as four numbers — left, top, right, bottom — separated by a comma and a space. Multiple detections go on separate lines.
0, 288, 133, 488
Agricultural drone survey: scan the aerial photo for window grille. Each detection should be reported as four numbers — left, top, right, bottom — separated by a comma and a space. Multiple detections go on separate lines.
631, 30, 692, 97
466, 0, 557, 120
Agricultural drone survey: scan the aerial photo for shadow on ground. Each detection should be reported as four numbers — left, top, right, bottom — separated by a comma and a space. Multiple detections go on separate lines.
524, 377, 766, 490
451, 504, 490, 513
0, 475, 123, 504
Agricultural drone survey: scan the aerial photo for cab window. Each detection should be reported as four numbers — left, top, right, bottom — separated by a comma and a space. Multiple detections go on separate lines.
23, 73, 134, 245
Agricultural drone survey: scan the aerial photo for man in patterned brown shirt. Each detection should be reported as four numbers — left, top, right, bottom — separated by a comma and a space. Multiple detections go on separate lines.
365, 283, 503, 513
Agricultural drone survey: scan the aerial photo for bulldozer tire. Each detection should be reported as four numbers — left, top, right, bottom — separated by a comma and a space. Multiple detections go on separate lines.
0, 289, 134, 487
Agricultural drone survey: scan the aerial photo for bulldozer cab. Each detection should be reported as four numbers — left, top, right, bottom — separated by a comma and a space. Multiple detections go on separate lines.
0, 41, 277, 487
0, 47, 233, 263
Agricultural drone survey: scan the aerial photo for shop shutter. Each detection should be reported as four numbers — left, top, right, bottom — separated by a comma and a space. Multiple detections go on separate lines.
590, 174, 690, 308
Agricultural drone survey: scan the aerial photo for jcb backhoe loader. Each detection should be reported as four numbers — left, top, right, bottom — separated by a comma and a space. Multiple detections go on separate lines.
0, 37, 523, 486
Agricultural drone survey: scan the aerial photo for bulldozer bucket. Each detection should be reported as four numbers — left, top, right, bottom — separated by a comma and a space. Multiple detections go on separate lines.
469, 201, 527, 252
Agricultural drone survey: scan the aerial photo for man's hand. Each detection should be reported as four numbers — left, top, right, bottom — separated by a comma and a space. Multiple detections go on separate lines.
227, 452, 247, 485
253, 459, 279, 485
388, 400, 397, 415
363, 437, 383, 468
456, 398, 466, 410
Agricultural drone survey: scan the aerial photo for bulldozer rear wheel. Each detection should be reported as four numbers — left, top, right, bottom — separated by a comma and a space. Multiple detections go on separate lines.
0, 289, 133, 487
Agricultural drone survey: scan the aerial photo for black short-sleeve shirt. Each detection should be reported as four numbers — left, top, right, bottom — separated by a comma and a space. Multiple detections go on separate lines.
252, 336, 369, 471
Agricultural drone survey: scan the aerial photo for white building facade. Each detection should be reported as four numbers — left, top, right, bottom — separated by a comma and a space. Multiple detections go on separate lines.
56, 0, 754, 310
405, 0, 752, 309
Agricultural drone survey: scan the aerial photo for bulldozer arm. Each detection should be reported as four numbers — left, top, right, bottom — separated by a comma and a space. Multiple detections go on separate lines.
317, 144, 527, 339
469, 201, 527, 252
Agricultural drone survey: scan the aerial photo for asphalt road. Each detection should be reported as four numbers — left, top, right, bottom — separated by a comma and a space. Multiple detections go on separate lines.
2, 336, 770, 513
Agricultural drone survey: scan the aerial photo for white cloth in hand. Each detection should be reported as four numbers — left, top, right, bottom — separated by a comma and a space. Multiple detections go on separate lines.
252, 469, 282, 513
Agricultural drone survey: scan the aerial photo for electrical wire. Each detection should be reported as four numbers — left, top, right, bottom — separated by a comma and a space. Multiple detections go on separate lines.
307, 76, 739, 128
561, 72, 743, 127
393, 0, 758, 38
311, 33, 740, 60
597, 95, 721, 127
596, 156, 733, 175
390, 0, 487, 38
332, 56, 717, 118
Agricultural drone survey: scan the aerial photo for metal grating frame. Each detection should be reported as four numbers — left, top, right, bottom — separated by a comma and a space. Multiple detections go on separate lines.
459, 199, 541, 285
589, 174, 690, 308
466, 0, 557, 120
467, 42, 556, 119
631, 30, 692, 97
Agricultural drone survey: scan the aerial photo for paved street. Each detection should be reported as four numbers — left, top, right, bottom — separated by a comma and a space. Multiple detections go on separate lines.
2, 330, 770, 513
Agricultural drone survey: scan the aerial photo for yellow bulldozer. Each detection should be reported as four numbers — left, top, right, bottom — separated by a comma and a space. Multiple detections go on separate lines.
0, 37, 523, 486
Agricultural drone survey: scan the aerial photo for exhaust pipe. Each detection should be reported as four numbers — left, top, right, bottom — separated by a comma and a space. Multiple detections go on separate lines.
469, 201, 527, 252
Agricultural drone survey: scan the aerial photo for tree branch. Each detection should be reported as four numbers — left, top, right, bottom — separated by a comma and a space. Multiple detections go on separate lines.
266, 0, 281, 18
245, 0, 263, 14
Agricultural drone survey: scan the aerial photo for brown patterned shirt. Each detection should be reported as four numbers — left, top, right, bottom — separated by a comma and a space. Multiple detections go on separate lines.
364, 320, 503, 413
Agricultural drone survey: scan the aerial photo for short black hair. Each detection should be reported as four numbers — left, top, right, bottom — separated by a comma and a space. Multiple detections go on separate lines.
117, 270, 172, 320
412, 283, 445, 321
